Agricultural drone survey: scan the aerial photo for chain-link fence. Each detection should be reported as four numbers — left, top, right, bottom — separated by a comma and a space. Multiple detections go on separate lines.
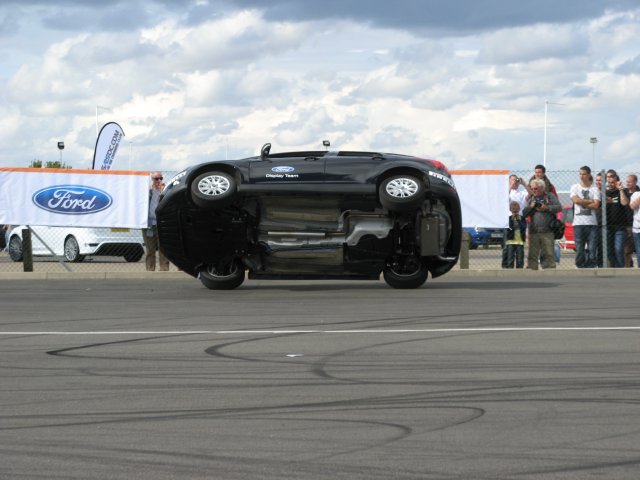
2, 169, 638, 273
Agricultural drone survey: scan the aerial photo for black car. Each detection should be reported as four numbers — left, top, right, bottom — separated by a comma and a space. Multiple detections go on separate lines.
156, 144, 461, 289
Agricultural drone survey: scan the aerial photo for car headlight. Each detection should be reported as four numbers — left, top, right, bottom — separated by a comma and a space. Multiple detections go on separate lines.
164, 170, 187, 193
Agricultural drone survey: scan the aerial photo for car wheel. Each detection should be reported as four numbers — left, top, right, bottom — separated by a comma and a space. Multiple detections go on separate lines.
8, 235, 23, 262
378, 174, 425, 212
383, 256, 428, 289
190, 171, 236, 209
123, 245, 144, 262
199, 259, 245, 290
64, 236, 85, 262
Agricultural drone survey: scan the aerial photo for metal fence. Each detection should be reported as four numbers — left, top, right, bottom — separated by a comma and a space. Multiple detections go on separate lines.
2, 169, 638, 273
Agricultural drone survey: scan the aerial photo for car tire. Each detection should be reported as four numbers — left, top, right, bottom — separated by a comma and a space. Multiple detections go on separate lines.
8, 235, 23, 262
191, 171, 236, 209
383, 256, 429, 289
64, 236, 85, 262
199, 259, 245, 290
378, 174, 425, 212
123, 245, 144, 263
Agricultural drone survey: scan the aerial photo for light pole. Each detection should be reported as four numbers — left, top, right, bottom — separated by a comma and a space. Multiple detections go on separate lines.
590, 137, 598, 171
543, 99, 565, 168
57, 141, 64, 165
95, 105, 112, 138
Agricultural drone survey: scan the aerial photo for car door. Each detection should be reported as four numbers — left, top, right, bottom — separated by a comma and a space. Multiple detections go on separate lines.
323, 153, 380, 191
248, 155, 325, 185
34, 226, 65, 256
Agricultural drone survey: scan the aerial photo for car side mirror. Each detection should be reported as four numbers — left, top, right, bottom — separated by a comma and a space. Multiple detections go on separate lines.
260, 143, 271, 161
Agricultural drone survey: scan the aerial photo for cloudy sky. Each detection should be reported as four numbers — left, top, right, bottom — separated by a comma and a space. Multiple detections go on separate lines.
1, 0, 639, 173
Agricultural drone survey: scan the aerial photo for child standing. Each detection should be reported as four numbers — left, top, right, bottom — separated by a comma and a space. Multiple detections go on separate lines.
502, 201, 528, 268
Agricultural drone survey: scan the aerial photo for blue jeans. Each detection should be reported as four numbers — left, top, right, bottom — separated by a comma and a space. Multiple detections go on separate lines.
607, 226, 626, 268
502, 244, 524, 268
574, 225, 599, 268
634, 232, 640, 268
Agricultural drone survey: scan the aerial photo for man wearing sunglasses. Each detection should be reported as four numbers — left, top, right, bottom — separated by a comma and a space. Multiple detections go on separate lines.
523, 179, 561, 270
143, 172, 170, 271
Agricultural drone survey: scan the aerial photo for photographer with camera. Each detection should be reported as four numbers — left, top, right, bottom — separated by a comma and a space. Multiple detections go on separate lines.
523, 179, 561, 270
509, 174, 529, 212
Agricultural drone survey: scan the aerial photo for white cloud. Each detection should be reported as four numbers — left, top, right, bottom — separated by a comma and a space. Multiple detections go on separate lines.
1, 1, 640, 174
607, 132, 640, 163
478, 24, 588, 64
453, 109, 541, 132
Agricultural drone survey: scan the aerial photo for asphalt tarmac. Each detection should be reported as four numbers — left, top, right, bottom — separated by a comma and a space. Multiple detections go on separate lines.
2, 274, 640, 479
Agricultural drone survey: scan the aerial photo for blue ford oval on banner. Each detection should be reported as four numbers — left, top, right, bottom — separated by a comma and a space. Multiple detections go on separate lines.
32, 184, 113, 215
92, 122, 125, 170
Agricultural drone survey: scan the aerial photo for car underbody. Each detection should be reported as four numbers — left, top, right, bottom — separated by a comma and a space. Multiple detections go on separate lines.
158, 191, 458, 289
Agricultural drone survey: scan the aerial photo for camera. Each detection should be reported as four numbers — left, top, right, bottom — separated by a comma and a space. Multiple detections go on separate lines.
531, 200, 543, 209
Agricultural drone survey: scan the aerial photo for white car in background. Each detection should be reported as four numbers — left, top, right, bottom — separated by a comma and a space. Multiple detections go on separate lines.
7, 226, 145, 263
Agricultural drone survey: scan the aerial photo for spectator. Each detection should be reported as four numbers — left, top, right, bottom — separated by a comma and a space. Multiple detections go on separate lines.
1, 224, 9, 251
630, 184, 640, 267
621, 174, 639, 267
594, 172, 603, 267
570, 166, 601, 268
502, 201, 527, 269
508, 174, 529, 212
143, 172, 170, 272
523, 179, 561, 270
603, 170, 626, 268
526, 164, 558, 199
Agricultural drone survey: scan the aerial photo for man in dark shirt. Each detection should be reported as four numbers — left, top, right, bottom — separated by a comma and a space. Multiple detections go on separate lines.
605, 170, 627, 267
621, 174, 640, 267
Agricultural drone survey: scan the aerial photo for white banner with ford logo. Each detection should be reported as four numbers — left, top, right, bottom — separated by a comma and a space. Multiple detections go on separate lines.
0, 168, 149, 228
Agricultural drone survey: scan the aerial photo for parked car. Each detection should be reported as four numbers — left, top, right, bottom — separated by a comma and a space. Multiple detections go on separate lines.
561, 205, 575, 250
464, 227, 490, 249
7, 226, 145, 262
156, 144, 462, 289
486, 227, 506, 245
464, 226, 505, 249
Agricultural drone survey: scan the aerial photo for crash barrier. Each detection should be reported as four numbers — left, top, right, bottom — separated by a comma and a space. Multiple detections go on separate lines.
1, 169, 638, 273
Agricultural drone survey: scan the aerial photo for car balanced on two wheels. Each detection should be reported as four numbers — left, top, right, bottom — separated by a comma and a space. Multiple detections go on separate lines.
156, 144, 462, 290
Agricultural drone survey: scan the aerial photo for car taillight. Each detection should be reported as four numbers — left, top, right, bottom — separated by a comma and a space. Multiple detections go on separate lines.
419, 158, 450, 175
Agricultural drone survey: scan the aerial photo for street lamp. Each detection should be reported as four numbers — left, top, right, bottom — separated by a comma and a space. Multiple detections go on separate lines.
590, 137, 598, 171
543, 99, 565, 168
95, 105, 112, 138
57, 141, 65, 164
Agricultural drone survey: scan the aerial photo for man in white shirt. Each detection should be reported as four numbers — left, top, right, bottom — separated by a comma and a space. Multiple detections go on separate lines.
508, 174, 529, 212
570, 166, 601, 268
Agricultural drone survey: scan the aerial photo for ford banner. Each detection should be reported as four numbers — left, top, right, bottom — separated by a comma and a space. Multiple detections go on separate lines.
92, 122, 125, 170
0, 168, 149, 228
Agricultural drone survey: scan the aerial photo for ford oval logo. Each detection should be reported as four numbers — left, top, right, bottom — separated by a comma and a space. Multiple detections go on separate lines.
32, 185, 113, 215
271, 166, 295, 173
